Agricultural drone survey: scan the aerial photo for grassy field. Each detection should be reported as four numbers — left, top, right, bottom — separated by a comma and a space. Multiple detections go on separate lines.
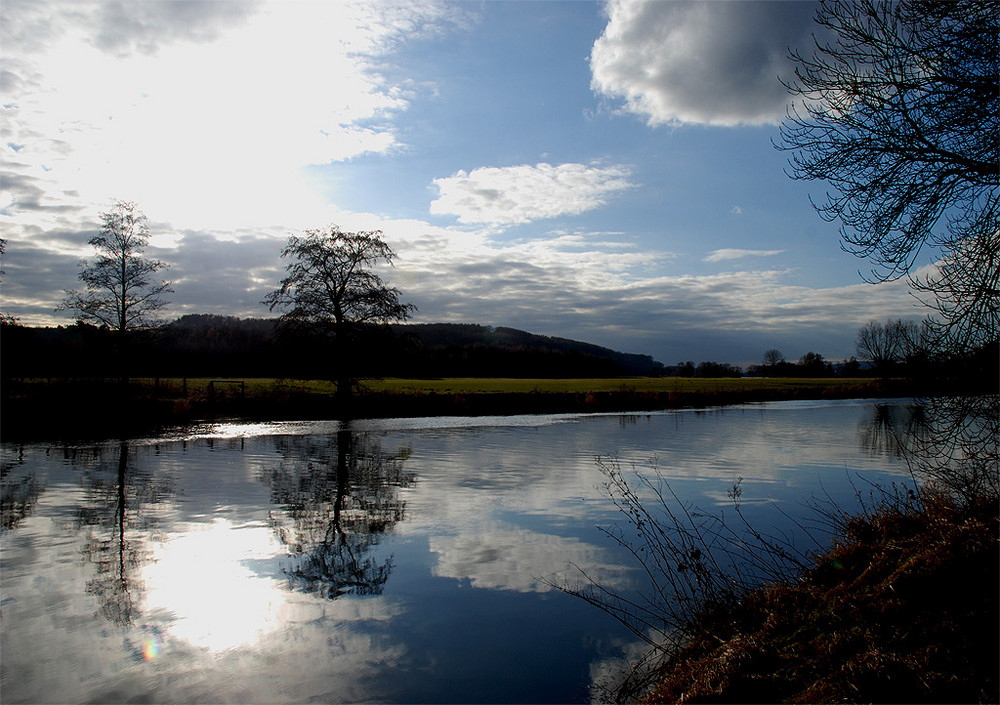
3, 375, 901, 440
7, 375, 886, 399
362, 376, 880, 395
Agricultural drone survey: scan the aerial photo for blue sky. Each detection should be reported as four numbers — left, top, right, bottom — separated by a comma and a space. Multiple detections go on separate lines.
0, 0, 931, 366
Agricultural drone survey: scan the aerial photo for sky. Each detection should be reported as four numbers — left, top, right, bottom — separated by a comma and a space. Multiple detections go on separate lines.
0, 0, 934, 367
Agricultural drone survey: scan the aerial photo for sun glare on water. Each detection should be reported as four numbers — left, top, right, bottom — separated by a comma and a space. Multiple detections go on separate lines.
142, 518, 288, 653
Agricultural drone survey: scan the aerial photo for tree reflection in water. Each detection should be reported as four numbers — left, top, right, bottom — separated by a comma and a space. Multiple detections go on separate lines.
577, 396, 998, 702
1, 445, 40, 532
858, 394, 998, 501
74, 440, 174, 626
262, 425, 415, 599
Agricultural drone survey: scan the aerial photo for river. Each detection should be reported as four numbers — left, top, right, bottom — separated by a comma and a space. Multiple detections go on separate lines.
1, 399, 915, 703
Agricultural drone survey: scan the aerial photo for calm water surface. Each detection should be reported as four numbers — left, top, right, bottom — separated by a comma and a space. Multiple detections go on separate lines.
1, 400, 912, 703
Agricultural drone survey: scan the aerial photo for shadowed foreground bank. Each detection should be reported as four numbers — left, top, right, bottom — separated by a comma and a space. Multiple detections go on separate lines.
641, 490, 998, 704
1, 376, 930, 441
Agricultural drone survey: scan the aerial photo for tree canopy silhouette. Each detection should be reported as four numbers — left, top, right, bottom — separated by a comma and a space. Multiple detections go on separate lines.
762, 349, 785, 367
856, 318, 920, 377
263, 227, 415, 401
60, 200, 172, 333
779, 0, 998, 351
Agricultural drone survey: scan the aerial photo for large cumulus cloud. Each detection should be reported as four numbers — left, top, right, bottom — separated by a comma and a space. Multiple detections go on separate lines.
590, 0, 820, 127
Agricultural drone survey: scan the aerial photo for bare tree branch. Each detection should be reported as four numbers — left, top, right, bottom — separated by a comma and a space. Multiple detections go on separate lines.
263, 226, 415, 401
59, 200, 172, 333
778, 0, 998, 351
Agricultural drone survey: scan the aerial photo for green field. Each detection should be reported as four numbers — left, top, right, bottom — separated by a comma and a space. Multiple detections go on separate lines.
95, 375, 881, 398
363, 376, 879, 395
3, 375, 901, 440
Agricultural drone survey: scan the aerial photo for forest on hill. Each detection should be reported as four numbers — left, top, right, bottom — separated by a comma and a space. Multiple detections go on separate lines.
0, 315, 664, 380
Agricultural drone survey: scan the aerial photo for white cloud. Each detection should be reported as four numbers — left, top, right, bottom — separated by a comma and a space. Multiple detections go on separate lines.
429, 162, 634, 225
4, 198, 922, 362
0, 0, 261, 57
391, 233, 923, 361
0, 0, 462, 233
590, 0, 819, 127
430, 525, 632, 593
704, 248, 785, 262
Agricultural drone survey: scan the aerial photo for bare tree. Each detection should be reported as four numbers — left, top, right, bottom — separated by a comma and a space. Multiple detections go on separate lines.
762, 349, 785, 367
0, 237, 17, 325
263, 227, 415, 403
779, 0, 998, 349
857, 318, 920, 375
912, 226, 999, 353
60, 201, 172, 333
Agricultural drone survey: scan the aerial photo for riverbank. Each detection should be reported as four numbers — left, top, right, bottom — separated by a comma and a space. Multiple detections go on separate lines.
0, 376, 940, 441
0, 376, 930, 441
641, 489, 999, 704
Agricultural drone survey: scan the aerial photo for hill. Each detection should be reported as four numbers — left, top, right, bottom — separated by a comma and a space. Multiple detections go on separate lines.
0, 316, 664, 379
387, 322, 663, 377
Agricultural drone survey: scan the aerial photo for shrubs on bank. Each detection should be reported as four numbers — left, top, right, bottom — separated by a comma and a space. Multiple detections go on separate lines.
642, 489, 997, 704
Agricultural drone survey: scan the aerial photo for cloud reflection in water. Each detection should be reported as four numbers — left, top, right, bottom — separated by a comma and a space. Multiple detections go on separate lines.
142, 518, 286, 653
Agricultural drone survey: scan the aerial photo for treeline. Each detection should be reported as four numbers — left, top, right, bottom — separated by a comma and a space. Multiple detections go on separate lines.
666, 353, 837, 378
664, 343, 996, 384
0, 315, 664, 379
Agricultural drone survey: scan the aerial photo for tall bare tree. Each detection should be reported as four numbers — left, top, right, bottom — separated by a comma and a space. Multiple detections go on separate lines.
856, 318, 920, 376
263, 227, 415, 404
779, 0, 998, 350
762, 349, 785, 367
0, 237, 17, 325
61, 200, 172, 333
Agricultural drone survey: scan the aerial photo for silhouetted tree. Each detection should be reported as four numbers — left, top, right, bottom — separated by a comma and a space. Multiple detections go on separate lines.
762, 349, 785, 367
780, 0, 998, 350
675, 361, 695, 378
60, 201, 172, 333
797, 351, 831, 376
0, 237, 17, 325
856, 319, 920, 377
59, 201, 172, 384
841, 356, 862, 376
694, 361, 743, 378
264, 227, 415, 406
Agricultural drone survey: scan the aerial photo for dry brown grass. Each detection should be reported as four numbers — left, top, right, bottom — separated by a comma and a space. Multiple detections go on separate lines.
643, 490, 999, 704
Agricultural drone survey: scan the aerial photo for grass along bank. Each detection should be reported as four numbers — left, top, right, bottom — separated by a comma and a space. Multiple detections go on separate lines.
640, 489, 998, 704
2, 375, 921, 440
363, 377, 882, 395
578, 396, 999, 703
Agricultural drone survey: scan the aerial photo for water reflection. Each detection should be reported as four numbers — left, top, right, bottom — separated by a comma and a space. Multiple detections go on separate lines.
75, 441, 174, 626
263, 426, 414, 599
2, 401, 934, 704
430, 525, 632, 593
1, 446, 39, 531
142, 518, 288, 653
859, 394, 999, 499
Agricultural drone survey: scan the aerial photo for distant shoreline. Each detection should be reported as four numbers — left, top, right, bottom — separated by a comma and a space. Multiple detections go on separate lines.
0, 376, 943, 442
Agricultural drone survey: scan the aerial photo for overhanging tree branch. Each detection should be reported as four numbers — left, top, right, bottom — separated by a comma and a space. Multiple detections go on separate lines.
778, 0, 998, 351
